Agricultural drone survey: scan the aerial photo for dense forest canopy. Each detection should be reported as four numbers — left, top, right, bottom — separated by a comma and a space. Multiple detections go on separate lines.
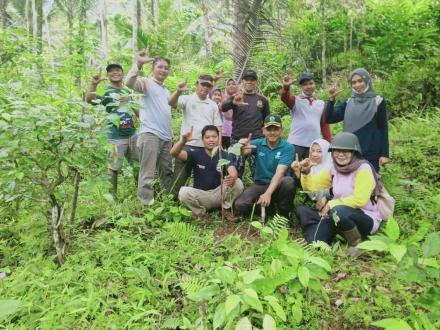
0, 0, 439, 329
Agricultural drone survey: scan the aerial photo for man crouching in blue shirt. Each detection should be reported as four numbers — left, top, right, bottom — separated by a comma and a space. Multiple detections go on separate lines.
170, 125, 244, 219
234, 115, 296, 219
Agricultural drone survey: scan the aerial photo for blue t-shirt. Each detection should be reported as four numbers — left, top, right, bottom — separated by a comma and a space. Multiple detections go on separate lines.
186, 148, 236, 191
250, 138, 294, 184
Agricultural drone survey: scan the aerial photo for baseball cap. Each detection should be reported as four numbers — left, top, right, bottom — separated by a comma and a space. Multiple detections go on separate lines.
197, 74, 214, 86
106, 63, 123, 72
298, 72, 314, 84
264, 114, 282, 128
242, 70, 258, 80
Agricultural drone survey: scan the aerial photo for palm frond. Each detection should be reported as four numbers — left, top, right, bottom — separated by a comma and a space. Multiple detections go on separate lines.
266, 214, 289, 237
177, 274, 205, 295
164, 221, 198, 244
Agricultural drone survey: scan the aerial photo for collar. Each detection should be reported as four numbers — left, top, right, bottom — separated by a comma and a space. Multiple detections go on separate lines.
152, 78, 164, 86
194, 93, 210, 103
299, 94, 317, 105
262, 138, 283, 150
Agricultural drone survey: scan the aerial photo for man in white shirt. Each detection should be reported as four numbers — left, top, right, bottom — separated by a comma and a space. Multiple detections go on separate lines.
125, 49, 173, 205
168, 74, 222, 197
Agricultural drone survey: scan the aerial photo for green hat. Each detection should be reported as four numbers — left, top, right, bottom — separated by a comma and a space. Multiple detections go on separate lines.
264, 114, 282, 128
329, 132, 362, 154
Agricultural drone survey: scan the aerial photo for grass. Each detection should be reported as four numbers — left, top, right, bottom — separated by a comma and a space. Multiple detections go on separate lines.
0, 111, 439, 329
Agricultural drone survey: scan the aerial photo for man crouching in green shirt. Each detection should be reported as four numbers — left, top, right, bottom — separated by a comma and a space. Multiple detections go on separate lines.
85, 63, 139, 199
234, 114, 296, 219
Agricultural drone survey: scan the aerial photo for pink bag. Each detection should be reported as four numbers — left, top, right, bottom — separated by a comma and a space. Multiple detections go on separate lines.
376, 187, 395, 220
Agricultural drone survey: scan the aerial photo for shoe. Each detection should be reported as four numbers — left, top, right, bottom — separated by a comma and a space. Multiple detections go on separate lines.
342, 226, 362, 247
223, 209, 240, 223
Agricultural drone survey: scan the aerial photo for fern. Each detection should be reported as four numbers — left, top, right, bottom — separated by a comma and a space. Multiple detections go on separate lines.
178, 275, 205, 295
161, 317, 181, 329
266, 214, 289, 237
310, 240, 333, 253
164, 222, 198, 244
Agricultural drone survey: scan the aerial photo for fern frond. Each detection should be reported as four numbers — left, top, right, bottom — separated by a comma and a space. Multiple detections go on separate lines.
178, 275, 205, 295
310, 240, 332, 253
161, 317, 181, 329
266, 214, 289, 237
164, 222, 198, 244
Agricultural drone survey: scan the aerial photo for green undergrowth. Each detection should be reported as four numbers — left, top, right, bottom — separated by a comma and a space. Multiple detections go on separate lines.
1, 111, 439, 329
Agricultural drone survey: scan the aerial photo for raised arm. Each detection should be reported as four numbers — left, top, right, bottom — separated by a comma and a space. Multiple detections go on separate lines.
125, 49, 153, 93
170, 126, 194, 161
168, 80, 190, 108
280, 72, 296, 109
84, 69, 106, 104
326, 86, 345, 123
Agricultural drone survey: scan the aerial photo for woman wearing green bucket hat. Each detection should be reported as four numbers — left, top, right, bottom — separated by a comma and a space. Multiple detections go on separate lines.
298, 132, 383, 256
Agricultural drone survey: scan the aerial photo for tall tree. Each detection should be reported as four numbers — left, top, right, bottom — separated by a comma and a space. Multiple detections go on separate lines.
200, 1, 213, 60
98, 0, 108, 59
0, 0, 10, 28
320, 0, 327, 86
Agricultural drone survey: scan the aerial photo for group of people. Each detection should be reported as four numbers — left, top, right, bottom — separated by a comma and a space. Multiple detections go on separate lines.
85, 49, 390, 253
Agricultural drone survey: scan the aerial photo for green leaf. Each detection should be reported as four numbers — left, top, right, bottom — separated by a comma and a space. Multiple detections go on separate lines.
419, 258, 439, 269
103, 193, 115, 204
218, 158, 231, 166
225, 294, 240, 316
389, 244, 407, 263
250, 221, 263, 229
271, 259, 282, 275
235, 316, 252, 330
262, 227, 274, 236
422, 232, 440, 257
308, 257, 331, 272
291, 305, 303, 324
264, 296, 286, 321
239, 269, 263, 284
357, 240, 389, 252
188, 284, 220, 302
215, 266, 236, 285
297, 266, 310, 288
213, 303, 226, 330
371, 318, 412, 330
227, 143, 243, 156
241, 288, 263, 312
0, 300, 21, 318
14, 172, 24, 181
385, 218, 400, 241
262, 314, 277, 330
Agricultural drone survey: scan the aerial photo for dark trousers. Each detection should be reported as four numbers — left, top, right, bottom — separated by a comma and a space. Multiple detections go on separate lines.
222, 136, 231, 149
295, 205, 335, 244
231, 137, 257, 178
294, 145, 309, 161
367, 158, 380, 173
234, 176, 296, 218
295, 204, 374, 244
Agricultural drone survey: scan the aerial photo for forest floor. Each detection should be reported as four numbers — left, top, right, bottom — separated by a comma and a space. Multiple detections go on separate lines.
0, 112, 439, 329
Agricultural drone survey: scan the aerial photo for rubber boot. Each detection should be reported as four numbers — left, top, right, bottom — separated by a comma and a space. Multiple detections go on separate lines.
109, 170, 118, 201
343, 226, 362, 257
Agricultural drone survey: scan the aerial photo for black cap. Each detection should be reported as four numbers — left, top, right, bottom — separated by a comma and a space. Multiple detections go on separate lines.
197, 74, 214, 86
106, 63, 123, 72
264, 114, 282, 128
242, 70, 258, 80
298, 72, 314, 84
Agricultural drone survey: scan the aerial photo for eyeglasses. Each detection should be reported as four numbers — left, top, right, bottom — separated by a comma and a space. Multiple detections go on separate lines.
332, 149, 352, 155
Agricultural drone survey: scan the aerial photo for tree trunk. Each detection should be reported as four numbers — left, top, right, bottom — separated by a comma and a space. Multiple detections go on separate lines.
151, 0, 159, 30
0, 0, 9, 29
99, 0, 108, 59
25, 0, 31, 35
44, 2, 54, 68
232, 0, 263, 81
320, 0, 327, 87
200, 1, 213, 60
31, 0, 38, 38
37, 0, 43, 53
50, 197, 66, 265
349, 16, 353, 71
132, 0, 138, 50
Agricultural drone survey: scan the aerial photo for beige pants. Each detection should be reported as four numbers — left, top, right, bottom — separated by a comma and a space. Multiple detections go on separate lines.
178, 179, 244, 216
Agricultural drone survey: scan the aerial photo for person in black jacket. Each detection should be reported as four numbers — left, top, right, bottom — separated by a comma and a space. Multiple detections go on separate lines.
221, 70, 270, 177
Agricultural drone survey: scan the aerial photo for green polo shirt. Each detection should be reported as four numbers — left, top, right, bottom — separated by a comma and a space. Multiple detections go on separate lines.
250, 137, 295, 184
